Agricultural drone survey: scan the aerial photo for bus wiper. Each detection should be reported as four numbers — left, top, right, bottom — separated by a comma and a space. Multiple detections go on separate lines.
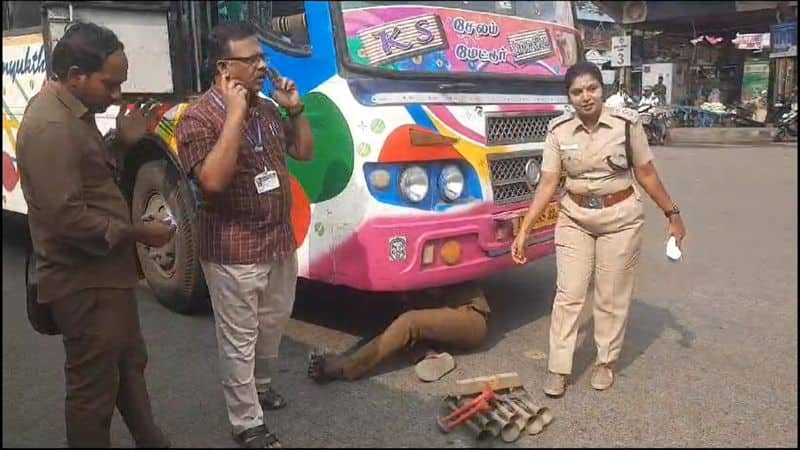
438, 82, 479, 92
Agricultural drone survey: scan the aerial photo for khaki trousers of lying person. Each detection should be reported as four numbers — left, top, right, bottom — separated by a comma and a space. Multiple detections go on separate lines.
339, 304, 488, 380
548, 191, 645, 375
200, 254, 298, 435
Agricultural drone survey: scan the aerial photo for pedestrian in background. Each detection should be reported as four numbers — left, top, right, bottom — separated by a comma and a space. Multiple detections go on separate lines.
511, 61, 686, 398
176, 22, 314, 449
16, 22, 174, 448
653, 75, 668, 105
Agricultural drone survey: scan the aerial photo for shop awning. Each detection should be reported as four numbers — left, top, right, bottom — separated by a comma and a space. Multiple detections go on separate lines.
592, 1, 795, 34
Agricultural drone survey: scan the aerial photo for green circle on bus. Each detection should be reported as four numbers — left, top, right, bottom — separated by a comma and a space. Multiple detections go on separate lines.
287, 92, 354, 203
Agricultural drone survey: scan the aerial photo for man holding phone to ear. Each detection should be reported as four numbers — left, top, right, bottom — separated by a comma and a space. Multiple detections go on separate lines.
176, 22, 313, 449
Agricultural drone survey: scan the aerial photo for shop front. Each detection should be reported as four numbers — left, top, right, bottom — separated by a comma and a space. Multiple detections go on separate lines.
770, 21, 797, 105
596, 1, 794, 128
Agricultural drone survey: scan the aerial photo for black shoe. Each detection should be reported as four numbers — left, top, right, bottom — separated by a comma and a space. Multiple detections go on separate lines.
134, 427, 171, 448
233, 424, 282, 448
258, 385, 287, 410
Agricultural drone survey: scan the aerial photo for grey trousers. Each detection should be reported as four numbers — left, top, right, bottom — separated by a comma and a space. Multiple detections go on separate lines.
201, 254, 298, 434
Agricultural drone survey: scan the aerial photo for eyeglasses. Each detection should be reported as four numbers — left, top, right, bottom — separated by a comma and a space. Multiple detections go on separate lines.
221, 53, 268, 66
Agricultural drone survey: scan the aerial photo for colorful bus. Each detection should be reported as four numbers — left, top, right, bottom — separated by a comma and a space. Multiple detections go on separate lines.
3, 1, 579, 312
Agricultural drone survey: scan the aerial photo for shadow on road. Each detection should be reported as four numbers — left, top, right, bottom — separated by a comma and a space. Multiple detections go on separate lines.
288, 257, 562, 378
6, 208, 687, 382
480, 261, 558, 349
293, 280, 407, 337
570, 297, 696, 378
292, 255, 560, 346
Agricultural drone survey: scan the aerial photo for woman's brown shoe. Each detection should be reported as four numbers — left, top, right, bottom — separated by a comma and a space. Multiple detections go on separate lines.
543, 371, 567, 397
590, 364, 614, 391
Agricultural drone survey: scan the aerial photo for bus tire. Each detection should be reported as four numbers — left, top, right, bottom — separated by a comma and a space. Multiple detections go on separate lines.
132, 159, 207, 314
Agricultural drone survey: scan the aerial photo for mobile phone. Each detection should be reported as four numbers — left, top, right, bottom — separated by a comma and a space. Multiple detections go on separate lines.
267, 66, 281, 83
266, 67, 281, 96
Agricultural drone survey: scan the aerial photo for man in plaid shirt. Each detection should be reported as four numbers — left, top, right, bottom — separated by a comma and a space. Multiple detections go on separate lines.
176, 22, 313, 449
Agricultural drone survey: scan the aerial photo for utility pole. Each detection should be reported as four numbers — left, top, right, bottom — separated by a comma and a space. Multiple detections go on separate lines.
622, 25, 632, 93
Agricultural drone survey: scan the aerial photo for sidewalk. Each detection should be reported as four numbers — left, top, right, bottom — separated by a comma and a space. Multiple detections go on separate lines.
667, 127, 777, 145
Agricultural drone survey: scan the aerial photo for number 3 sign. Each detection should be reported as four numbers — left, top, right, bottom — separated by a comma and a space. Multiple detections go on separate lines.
611, 36, 631, 67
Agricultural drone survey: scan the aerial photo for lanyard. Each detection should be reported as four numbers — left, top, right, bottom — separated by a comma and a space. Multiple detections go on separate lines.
209, 90, 264, 151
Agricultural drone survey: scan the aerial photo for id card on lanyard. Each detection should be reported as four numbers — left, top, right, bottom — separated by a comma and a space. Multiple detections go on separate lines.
254, 168, 280, 193
210, 89, 281, 194
209, 90, 264, 152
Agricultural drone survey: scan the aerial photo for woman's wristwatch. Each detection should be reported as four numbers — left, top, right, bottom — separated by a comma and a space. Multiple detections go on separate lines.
664, 204, 680, 218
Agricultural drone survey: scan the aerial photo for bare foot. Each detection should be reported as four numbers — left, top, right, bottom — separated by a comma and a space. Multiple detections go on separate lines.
307, 351, 344, 383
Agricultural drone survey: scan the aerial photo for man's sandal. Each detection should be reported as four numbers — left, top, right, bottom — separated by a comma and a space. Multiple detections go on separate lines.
414, 352, 456, 382
258, 385, 287, 410
234, 425, 282, 449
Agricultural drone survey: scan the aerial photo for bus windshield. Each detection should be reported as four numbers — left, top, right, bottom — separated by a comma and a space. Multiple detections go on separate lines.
336, 1, 579, 80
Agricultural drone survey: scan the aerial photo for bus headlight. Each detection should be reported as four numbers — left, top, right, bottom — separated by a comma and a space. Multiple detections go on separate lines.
524, 159, 542, 187
399, 166, 429, 203
439, 165, 464, 202
368, 169, 391, 190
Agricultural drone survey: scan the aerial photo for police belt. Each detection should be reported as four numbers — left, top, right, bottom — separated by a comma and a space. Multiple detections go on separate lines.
567, 186, 634, 209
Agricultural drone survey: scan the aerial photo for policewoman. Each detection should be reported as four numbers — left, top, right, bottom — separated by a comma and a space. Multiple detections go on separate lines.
511, 62, 687, 397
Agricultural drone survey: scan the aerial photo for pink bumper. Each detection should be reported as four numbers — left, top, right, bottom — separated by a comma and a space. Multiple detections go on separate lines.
310, 203, 556, 292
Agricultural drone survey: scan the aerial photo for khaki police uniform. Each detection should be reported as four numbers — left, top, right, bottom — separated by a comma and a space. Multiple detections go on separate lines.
541, 106, 653, 375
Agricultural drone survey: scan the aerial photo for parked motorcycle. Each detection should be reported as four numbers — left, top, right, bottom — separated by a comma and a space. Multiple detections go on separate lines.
604, 90, 669, 145
726, 102, 767, 127
639, 93, 670, 144
636, 103, 669, 145
773, 100, 798, 142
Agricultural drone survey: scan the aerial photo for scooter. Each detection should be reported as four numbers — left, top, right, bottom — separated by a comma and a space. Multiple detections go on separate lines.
773, 100, 798, 142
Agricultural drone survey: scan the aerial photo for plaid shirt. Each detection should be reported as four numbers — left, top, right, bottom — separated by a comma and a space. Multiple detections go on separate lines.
177, 87, 296, 264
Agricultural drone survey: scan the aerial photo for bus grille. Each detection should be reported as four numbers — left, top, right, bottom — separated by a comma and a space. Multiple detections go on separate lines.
489, 152, 542, 205
485, 113, 560, 146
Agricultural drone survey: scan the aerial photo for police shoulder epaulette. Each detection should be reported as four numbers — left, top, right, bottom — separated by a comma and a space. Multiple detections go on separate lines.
548, 112, 574, 131
608, 107, 640, 124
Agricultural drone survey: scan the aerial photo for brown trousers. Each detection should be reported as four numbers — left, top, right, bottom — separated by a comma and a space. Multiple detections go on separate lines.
340, 305, 488, 380
49, 288, 167, 448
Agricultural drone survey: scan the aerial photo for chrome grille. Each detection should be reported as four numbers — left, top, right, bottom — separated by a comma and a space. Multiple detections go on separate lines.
489, 152, 542, 205
486, 113, 560, 146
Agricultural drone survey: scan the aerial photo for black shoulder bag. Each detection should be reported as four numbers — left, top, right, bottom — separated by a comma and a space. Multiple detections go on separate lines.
625, 121, 634, 169
25, 250, 60, 335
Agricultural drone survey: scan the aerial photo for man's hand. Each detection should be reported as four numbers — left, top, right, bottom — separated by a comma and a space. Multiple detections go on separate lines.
116, 105, 152, 148
221, 74, 249, 119
269, 74, 301, 110
132, 222, 176, 247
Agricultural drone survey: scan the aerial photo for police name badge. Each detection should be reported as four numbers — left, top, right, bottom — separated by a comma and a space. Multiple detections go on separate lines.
255, 169, 280, 194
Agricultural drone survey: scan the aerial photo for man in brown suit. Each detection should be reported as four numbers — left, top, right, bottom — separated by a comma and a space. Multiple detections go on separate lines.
16, 22, 174, 448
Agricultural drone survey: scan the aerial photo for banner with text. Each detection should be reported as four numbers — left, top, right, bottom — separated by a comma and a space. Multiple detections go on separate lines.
342, 5, 580, 77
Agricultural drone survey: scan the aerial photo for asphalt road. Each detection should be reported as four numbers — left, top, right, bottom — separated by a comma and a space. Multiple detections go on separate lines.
3, 142, 797, 448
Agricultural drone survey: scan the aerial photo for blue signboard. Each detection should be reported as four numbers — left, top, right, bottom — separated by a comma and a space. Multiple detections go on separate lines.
770, 21, 797, 58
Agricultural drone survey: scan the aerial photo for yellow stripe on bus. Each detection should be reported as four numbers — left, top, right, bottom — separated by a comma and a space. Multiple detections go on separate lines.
2, 34, 44, 46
